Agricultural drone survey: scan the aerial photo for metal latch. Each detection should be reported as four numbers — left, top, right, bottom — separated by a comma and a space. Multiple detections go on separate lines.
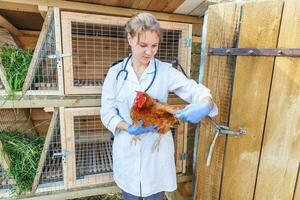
206, 117, 246, 166
48, 51, 72, 67
53, 150, 67, 163
185, 38, 192, 47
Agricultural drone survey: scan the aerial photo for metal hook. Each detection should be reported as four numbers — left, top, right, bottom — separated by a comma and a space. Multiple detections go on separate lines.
206, 117, 246, 166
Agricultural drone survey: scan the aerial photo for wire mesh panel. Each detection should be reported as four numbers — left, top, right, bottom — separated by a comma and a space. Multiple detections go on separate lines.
71, 22, 130, 88
0, 164, 14, 198
64, 107, 113, 189
35, 110, 64, 193
23, 8, 63, 95
61, 12, 192, 94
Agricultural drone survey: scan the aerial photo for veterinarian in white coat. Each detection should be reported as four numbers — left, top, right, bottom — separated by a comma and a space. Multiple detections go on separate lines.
101, 12, 218, 200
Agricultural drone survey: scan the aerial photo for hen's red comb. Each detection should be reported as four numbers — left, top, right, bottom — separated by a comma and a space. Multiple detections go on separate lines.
135, 91, 146, 108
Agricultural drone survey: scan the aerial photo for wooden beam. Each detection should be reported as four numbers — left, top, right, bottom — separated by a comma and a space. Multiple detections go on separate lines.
190, 0, 217, 16
0, 0, 202, 24
38, 5, 48, 19
0, 95, 184, 108
132, 0, 151, 9
163, 0, 185, 13
20, 30, 40, 35
20, 184, 119, 200
174, 0, 205, 15
0, 2, 38, 12
0, 95, 101, 108
0, 15, 23, 36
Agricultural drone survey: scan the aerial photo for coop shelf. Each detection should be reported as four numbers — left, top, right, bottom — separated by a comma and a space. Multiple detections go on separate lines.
61, 11, 192, 94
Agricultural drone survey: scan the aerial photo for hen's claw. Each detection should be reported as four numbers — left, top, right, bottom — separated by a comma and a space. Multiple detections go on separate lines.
130, 135, 142, 146
152, 135, 162, 152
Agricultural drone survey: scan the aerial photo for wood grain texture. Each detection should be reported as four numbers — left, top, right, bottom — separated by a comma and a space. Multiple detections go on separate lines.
220, 1, 283, 200
254, 0, 300, 199
0, 0, 201, 24
22, 8, 53, 93
64, 107, 113, 189
31, 109, 58, 194
195, 3, 241, 200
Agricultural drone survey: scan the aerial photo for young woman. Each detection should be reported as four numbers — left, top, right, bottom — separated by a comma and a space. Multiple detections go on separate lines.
100, 12, 218, 200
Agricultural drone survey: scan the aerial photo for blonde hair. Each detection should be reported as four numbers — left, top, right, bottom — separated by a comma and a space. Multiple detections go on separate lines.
125, 12, 162, 41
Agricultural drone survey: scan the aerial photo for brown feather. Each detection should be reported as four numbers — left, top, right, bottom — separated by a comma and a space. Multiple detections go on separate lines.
130, 92, 184, 134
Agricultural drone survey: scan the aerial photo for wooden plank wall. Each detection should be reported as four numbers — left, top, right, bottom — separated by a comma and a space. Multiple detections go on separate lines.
196, 0, 300, 199
195, 3, 242, 200
254, 0, 300, 199
221, 1, 283, 199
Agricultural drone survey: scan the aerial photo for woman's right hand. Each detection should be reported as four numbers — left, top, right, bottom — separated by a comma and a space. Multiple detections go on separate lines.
128, 120, 157, 135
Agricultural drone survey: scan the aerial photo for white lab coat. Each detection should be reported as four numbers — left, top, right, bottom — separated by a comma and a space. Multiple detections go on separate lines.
100, 57, 217, 197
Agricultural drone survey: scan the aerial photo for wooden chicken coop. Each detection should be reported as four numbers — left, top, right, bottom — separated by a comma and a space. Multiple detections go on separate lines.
0, 0, 299, 200
0, 0, 200, 199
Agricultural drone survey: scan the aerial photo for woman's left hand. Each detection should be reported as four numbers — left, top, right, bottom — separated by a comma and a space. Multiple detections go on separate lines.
175, 101, 212, 124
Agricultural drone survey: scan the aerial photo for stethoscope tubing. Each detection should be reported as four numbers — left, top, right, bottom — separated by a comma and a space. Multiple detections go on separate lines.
115, 55, 157, 93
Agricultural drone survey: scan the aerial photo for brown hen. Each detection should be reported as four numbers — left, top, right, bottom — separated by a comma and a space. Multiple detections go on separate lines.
130, 91, 184, 134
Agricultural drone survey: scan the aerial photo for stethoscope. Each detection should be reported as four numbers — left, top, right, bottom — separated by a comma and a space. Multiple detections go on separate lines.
115, 54, 157, 92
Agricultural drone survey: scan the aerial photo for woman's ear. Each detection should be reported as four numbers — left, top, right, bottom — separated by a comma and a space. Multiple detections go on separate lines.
127, 34, 133, 46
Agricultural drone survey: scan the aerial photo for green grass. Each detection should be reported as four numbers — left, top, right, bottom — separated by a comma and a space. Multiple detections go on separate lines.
0, 131, 44, 195
0, 45, 33, 92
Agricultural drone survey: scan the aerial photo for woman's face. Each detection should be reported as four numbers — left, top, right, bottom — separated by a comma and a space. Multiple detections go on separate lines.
128, 31, 160, 66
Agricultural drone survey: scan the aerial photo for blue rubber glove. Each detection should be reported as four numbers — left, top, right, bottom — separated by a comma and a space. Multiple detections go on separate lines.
128, 120, 157, 135
175, 101, 212, 124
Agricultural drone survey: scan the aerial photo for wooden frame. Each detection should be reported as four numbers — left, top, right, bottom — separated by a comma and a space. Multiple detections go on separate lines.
22, 7, 64, 95
31, 108, 66, 194
63, 107, 113, 189
174, 121, 188, 174
0, 62, 11, 96
31, 108, 58, 194
61, 11, 192, 94
63, 106, 188, 188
